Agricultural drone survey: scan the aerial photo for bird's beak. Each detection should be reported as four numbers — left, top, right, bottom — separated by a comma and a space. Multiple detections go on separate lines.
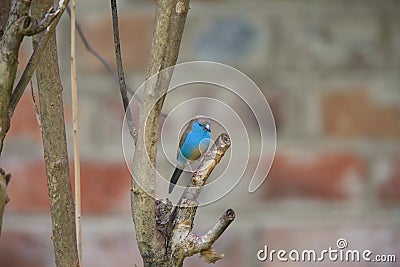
205, 124, 210, 132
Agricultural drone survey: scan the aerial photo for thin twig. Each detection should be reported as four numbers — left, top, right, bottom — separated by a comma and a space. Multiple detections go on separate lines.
0, 0, 59, 155
65, 8, 168, 119
30, 80, 41, 129
110, 0, 137, 142
66, 6, 144, 104
70, 0, 82, 265
66, 7, 120, 87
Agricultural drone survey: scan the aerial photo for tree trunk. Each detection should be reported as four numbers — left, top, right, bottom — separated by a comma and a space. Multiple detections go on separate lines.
130, 0, 189, 265
0, 169, 10, 236
0, 0, 10, 39
31, 1, 79, 266
129, 0, 235, 266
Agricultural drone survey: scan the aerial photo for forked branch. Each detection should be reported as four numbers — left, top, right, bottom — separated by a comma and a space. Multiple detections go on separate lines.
0, 1, 71, 239
119, 0, 235, 266
0, 0, 69, 159
168, 133, 234, 266
0, 0, 63, 155
8, 0, 70, 117
130, 0, 182, 265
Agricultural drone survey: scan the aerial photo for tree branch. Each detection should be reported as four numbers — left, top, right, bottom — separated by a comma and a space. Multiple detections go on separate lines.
131, 0, 177, 263
0, 168, 10, 237
31, 1, 79, 267
197, 209, 236, 251
8, 0, 70, 118
0, 0, 29, 154
0, 0, 10, 39
189, 209, 235, 263
110, 0, 137, 143
67, 6, 144, 98
168, 133, 233, 266
66, 7, 172, 120
70, 0, 82, 264
180, 133, 231, 202
65, 7, 121, 86
131, 0, 190, 265
165, 0, 190, 67
0, 0, 57, 155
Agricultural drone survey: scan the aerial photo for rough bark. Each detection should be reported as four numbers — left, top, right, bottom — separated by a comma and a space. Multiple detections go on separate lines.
31, 1, 79, 267
0, 0, 66, 238
0, 0, 11, 218
0, 0, 10, 39
0, 0, 62, 156
131, 0, 189, 266
129, 0, 235, 266
0, 0, 31, 156
9, 0, 69, 117
168, 134, 234, 266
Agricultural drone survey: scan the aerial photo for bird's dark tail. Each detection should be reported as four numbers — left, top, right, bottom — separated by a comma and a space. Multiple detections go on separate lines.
169, 168, 183, 193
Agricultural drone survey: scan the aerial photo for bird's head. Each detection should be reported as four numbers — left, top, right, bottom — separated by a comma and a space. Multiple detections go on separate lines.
192, 116, 211, 133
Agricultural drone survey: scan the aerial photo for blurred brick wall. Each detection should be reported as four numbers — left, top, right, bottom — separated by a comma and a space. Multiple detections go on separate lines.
1, 0, 400, 266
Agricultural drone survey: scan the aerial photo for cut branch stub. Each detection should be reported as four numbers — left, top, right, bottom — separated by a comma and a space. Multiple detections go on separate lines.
168, 133, 234, 266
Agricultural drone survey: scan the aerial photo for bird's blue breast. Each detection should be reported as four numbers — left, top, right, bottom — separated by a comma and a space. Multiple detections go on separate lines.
179, 130, 210, 162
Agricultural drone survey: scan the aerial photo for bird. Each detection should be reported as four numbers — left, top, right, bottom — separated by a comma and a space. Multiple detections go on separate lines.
169, 116, 211, 193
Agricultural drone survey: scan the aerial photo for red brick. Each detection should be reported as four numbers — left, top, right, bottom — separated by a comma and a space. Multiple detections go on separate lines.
8, 92, 42, 141
378, 156, 400, 203
78, 14, 153, 72
78, 162, 131, 214
84, 232, 141, 266
17, 39, 32, 73
7, 87, 71, 143
0, 231, 53, 267
264, 152, 366, 200
6, 160, 131, 214
322, 89, 400, 139
104, 96, 139, 135
6, 161, 50, 213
